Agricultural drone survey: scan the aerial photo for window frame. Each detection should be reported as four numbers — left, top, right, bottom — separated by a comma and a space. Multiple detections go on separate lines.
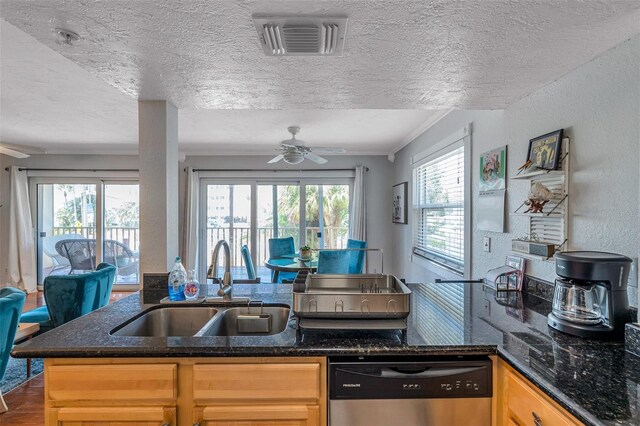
410, 125, 472, 279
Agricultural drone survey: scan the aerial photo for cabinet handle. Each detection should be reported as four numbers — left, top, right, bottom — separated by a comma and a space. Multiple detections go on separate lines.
532, 412, 542, 426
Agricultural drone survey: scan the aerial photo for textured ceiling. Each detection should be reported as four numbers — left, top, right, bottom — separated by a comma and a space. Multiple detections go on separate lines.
0, 19, 439, 154
2, 0, 639, 110
1, 1, 639, 155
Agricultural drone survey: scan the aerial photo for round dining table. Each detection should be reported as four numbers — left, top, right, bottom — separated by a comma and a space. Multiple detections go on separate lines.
264, 256, 317, 283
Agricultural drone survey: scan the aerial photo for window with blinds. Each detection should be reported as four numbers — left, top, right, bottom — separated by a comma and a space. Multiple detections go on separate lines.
412, 142, 465, 274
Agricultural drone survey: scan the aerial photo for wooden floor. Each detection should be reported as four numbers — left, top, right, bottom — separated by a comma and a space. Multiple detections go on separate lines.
0, 290, 133, 425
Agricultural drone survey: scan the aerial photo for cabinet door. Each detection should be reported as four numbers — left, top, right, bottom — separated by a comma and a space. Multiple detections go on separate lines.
49, 406, 175, 426
507, 374, 579, 426
196, 404, 319, 426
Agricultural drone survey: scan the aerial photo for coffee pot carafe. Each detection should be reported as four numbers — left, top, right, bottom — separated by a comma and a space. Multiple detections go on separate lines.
548, 251, 632, 339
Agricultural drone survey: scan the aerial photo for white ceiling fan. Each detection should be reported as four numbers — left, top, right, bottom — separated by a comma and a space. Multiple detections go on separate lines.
0, 142, 47, 158
268, 126, 346, 165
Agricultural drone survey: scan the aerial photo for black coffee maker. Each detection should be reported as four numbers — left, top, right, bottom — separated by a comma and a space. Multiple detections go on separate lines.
547, 251, 632, 339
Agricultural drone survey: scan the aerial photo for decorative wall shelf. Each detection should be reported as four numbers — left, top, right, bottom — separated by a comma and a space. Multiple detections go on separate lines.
510, 138, 570, 260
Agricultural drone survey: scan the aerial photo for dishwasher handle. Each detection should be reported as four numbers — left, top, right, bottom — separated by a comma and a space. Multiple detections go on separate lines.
335, 365, 487, 380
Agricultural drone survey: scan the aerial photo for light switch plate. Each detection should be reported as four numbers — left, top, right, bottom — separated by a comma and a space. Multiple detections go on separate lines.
483, 237, 491, 252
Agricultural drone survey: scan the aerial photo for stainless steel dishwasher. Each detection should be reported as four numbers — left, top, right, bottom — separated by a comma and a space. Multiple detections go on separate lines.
329, 356, 492, 426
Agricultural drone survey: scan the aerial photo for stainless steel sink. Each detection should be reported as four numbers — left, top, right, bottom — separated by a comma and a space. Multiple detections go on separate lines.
111, 306, 219, 337
198, 305, 291, 336
110, 304, 291, 337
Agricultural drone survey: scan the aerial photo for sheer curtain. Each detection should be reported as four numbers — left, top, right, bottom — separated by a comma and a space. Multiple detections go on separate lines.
182, 167, 199, 272
8, 166, 37, 293
349, 165, 366, 241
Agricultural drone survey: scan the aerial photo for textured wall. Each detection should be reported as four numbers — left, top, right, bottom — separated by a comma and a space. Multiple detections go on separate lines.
393, 35, 640, 306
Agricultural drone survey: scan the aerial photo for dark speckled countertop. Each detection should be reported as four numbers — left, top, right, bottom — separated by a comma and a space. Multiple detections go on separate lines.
12, 283, 640, 426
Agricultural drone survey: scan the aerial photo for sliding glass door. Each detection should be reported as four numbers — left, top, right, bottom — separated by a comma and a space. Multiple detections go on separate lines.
103, 183, 140, 283
257, 184, 301, 264
202, 178, 350, 283
37, 183, 97, 282
35, 179, 140, 287
305, 184, 350, 249
205, 184, 252, 279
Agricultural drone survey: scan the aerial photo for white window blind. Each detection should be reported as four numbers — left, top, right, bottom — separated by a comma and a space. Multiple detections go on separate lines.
413, 143, 465, 273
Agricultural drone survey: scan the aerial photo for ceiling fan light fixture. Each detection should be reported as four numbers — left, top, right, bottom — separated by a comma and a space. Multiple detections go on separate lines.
283, 150, 304, 164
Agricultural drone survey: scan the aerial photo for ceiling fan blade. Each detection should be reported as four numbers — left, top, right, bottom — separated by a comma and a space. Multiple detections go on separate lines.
0, 145, 30, 158
309, 147, 346, 154
268, 154, 284, 164
305, 152, 328, 164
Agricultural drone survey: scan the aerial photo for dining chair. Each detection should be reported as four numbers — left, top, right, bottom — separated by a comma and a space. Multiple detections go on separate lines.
241, 244, 257, 280
268, 237, 297, 283
317, 250, 351, 274
0, 287, 26, 413
347, 238, 367, 274
20, 263, 117, 332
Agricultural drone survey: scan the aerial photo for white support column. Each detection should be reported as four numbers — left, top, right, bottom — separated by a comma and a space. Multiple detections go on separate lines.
138, 100, 179, 279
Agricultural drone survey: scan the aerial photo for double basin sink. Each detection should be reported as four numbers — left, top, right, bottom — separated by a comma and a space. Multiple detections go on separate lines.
110, 304, 291, 337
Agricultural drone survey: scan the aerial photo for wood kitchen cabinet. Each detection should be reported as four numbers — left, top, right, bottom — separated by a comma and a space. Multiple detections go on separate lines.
44, 357, 326, 426
192, 361, 322, 426
497, 359, 583, 426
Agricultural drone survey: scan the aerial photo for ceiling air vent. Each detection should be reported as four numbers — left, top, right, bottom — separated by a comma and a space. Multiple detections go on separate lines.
253, 16, 348, 56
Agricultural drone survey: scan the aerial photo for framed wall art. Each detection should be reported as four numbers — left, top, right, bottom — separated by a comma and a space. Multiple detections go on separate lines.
392, 182, 408, 224
479, 145, 506, 192
527, 129, 564, 170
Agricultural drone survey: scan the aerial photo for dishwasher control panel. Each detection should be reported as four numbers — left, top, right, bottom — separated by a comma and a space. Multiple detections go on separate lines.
329, 356, 492, 399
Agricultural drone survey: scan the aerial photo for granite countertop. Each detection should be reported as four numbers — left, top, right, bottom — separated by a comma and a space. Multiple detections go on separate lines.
12, 283, 640, 426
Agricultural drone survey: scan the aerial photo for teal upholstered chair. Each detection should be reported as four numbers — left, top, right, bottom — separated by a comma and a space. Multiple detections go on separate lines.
347, 238, 367, 274
20, 263, 116, 332
1, 287, 26, 413
268, 237, 297, 283
317, 250, 351, 274
241, 245, 256, 280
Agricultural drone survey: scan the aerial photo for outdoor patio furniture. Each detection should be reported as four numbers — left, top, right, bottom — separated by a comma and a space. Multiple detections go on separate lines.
55, 238, 138, 279
0, 287, 26, 413
42, 233, 82, 274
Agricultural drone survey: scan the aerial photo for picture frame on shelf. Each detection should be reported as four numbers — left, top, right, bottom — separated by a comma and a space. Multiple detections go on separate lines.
505, 255, 526, 290
392, 182, 408, 224
527, 129, 564, 170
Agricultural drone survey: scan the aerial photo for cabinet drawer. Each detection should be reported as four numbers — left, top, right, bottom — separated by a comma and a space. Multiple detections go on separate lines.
50, 406, 175, 425
198, 405, 319, 426
48, 364, 177, 401
193, 363, 320, 402
507, 374, 577, 426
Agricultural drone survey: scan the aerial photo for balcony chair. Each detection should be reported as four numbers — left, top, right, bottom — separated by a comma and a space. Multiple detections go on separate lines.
0, 287, 26, 413
268, 236, 297, 283
317, 250, 351, 274
55, 238, 96, 273
347, 238, 367, 274
104, 239, 139, 281
241, 245, 257, 280
20, 263, 117, 333
42, 233, 82, 274
56, 238, 138, 280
